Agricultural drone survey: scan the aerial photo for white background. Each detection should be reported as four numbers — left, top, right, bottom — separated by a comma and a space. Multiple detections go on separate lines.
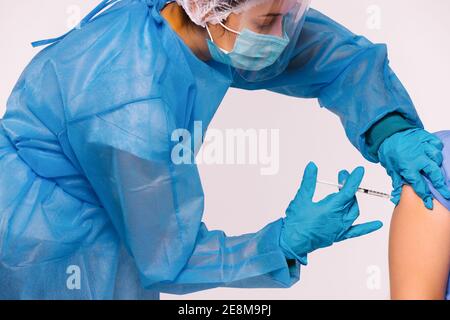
1, 0, 449, 299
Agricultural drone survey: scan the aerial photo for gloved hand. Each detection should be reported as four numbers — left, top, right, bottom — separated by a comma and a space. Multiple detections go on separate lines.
378, 128, 450, 210
280, 162, 383, 264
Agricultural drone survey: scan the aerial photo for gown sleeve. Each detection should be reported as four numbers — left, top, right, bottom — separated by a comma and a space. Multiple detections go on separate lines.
66, 97, 302, 295
231, 8, 424, 163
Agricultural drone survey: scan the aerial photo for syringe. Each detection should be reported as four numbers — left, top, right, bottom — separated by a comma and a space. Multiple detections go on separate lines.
317, 180, 392, 200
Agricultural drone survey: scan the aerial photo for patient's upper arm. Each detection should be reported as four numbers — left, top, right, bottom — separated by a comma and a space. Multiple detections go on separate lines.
389, 185, 450, 300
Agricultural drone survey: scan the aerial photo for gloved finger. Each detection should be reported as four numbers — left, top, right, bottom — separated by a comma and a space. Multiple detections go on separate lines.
391, 171, 403, 190
422, 162, 450, 199
338, 170, 350, 187
343, 198, 360, 225
390, 172, 403, 206
416, 128, 443, 146
401, 169, 434, 210
424, 144, 444, 167
391, 194, 401, 206
294, 161, 318, 202
338, 221, 384, 241
424, 134, 444, 150
335, 166, 365, 204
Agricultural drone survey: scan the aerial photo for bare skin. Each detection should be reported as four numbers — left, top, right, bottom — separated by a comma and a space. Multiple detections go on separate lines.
160, 1, 289, 61
389, 185, 450, 300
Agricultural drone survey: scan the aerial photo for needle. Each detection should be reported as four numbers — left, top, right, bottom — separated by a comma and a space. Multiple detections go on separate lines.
317, 180, 392, 200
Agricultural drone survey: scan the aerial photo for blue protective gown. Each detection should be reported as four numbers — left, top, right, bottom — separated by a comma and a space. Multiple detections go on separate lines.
0, 0, 423, 299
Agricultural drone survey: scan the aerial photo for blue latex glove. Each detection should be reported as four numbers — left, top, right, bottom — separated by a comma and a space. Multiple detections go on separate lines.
378, 128, 450, 209
280, 162, 383, 264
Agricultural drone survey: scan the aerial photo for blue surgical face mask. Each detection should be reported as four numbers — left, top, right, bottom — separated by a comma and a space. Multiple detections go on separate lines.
206, 21, 290, 72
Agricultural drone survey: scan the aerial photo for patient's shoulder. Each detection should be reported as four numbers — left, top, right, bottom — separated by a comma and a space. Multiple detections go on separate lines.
390, 185, 450, 300
398, 185, 449, 217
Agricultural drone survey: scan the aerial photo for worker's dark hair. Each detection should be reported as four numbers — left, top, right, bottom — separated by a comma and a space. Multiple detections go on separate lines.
177, 2, 190, 24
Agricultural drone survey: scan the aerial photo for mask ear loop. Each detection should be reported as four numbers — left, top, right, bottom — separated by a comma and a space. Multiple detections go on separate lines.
205, 23, 215, 42
205, 23, 228, 54
205, 20, 241, 54
218, 22, 241, 35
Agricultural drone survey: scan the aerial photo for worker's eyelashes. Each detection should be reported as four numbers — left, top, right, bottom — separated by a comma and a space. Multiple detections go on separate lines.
253, 16, 279, 30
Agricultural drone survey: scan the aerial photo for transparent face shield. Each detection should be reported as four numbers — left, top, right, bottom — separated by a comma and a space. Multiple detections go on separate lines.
210, 0, 312, 82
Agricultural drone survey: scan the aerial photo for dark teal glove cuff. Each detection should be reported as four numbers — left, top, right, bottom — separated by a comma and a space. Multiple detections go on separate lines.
366, 112, 418, 160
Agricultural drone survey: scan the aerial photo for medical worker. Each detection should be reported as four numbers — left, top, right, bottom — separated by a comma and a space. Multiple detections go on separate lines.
0, 0, 448, 299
